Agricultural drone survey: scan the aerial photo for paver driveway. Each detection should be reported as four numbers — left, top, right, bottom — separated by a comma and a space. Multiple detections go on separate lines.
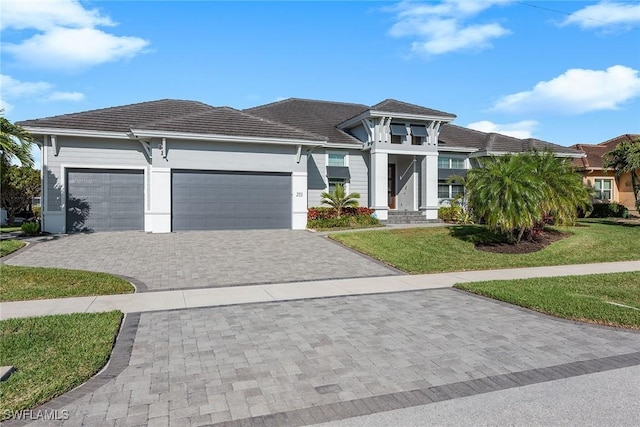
19, 289, 640, 427
4, 230, 397, 291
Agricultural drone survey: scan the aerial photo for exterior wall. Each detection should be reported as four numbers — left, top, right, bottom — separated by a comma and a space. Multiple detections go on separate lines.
582, 170, 638, 212
348, 124, 368, 143
307, 148, 368, 208
151, 139, 307, 231
41, 136, 148, 233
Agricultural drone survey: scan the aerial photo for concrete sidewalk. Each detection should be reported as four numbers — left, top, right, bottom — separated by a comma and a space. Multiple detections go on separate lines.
2, 261, 639, 320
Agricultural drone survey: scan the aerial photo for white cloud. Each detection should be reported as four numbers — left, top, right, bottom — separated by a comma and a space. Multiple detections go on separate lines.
467, 120, 538, 139
4, 28, 150, 70
48, 91, 85, 102
388, 0, 511, 55
1, 0, 113, 31
0, 74, 85, 108
1, 0, 149, 70
492, 65, 640, 114
562, 1, 640, 30
0, 99, 14, 114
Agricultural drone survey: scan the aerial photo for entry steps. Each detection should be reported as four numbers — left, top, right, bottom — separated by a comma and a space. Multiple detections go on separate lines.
386, 211, 441, 225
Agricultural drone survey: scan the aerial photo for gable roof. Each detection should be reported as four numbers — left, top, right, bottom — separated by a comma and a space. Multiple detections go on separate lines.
18, 99, 325, 142
245, 98, 368, 145
571, 134, 640, 169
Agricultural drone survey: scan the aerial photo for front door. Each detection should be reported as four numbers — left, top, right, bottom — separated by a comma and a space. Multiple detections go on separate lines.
388, 164, 396, 209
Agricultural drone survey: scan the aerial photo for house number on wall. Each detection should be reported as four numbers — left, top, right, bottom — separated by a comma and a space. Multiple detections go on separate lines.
296, 192, 304, 197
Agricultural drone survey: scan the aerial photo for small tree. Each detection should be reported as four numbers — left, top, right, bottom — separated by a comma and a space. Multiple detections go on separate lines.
1, 115, 34, 168
320, 184, 360, 218
603, 139, 640, 211
1, 165, 41, 224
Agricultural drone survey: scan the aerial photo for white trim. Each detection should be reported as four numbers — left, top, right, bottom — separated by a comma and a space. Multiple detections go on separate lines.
437, 146, 479, 153
24, 127, 130, 139
325, 142, 365, 150
339, 110, 455, 129
372, 148, 438, 156
129, 129, 325, 147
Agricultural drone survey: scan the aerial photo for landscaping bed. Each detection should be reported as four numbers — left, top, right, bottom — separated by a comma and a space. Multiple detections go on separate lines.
455, 271, 640, 329
0, 265, 135, 302
0, 311, 123, 420
476, 229, 570, 254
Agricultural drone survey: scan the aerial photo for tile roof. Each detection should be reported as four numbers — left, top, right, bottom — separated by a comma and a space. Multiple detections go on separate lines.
570, 134, 640, 169
18, 99, 213, 133
245, 98, 369, 145
135, 107, 325, 141
370, 99, 456, 118
19, 99, 325, 142
438, 124, 582, 156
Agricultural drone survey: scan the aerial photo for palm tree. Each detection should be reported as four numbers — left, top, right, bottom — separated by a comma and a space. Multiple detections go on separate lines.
320, 184, 360, 218
529, 150, 592, 226
1, 115, 34, 168
603, 139, 640, 211
465, 154, 543, 243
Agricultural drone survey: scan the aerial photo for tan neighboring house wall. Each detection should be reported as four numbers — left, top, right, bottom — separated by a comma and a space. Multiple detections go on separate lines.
572, 134, 639, 215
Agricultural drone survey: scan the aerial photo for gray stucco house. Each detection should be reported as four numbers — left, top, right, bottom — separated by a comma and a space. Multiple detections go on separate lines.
19, 98, 583, 233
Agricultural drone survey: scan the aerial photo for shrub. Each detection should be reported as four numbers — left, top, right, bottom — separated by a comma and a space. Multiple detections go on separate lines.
307, 214, 380, 230
438, 206, 460, 222
588, 203, 629, 218
32, 206, 41, 218
21, 221, 39, 236
308, 207, 375, 220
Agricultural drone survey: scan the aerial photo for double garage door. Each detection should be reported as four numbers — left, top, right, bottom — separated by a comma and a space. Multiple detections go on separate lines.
66, 169, 292, 232
172, 170, 291, 230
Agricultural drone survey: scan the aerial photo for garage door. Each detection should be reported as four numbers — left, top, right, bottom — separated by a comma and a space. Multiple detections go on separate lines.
172, 170, 291, 230
66, 169, 144, 232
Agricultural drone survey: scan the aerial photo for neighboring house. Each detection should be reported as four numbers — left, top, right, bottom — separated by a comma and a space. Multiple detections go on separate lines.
571, 134, 640, 214
18, 98, 583, 233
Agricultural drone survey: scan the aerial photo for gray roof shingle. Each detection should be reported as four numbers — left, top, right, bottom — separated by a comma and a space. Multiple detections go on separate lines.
245, 98, 368, 145
370, 99, 456, 118
19, 99, 325, 142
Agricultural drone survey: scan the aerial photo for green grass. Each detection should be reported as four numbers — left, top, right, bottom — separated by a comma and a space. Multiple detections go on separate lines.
0, 240, 25, 257
0, 312, 123, 419
0, 226, 22, 233
331, 222, 640, 273
455, 272, 640, 329
0, 265, 135, 302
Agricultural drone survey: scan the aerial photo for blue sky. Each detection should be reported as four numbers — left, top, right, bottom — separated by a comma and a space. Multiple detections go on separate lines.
2, 0, 640, 166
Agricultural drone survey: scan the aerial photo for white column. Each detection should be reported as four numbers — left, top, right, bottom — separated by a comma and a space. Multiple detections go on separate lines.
424, 153, 439, 219
150, 167, 172, 233
291, 172, 308, 230
370, 151, 389, 220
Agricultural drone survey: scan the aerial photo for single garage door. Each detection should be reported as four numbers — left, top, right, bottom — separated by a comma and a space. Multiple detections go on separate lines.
172, 170, 291, 230
66, 169, 144, 232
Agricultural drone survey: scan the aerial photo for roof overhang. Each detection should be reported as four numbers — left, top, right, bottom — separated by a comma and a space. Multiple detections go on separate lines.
437, 146, 480, 153
129, 129, 327, 147
338, 110, 456, 129
22, 127, 130, 140
470, 150, 586, 159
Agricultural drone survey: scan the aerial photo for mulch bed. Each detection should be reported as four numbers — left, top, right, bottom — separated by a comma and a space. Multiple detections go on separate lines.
476, 229, 570, 254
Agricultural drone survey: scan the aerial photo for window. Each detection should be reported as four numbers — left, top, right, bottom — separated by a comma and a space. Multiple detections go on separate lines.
438, 181, 464, 199
328, 153, 346, 167
438, 156, 465, 169
328, 178, 346, 194
594, 179, 612, 200
390, 123, 407, 144
411, 125, 427, 145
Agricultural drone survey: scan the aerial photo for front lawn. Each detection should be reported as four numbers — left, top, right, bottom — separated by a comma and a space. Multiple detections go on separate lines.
455, 271, 640, 329
0, 226, 22, 233
0, 265, 135, 302
331, 222, 640, 273
0, 240, 25, 257
0, 312, 123, 420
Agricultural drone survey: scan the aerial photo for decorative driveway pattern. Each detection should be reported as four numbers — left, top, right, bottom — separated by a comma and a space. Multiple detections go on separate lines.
23, 289, 640, 426
4, 230, 398, 291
